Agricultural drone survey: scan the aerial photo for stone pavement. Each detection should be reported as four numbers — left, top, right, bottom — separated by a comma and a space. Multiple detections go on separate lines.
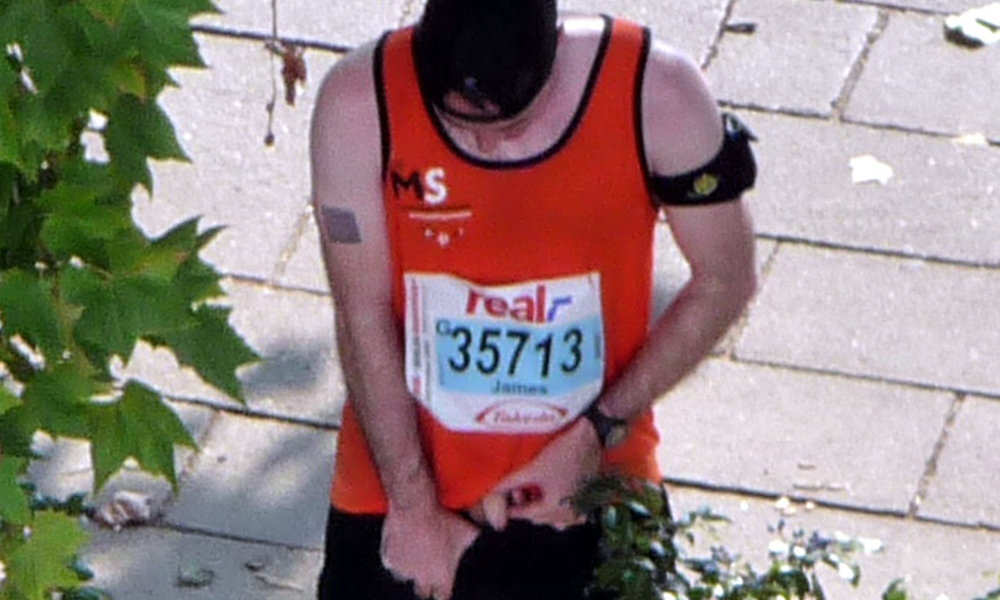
30, 0, 1000, 597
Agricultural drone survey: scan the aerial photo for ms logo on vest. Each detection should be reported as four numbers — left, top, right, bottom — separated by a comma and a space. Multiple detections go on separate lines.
393, 166, 469, 248
391, 166, 448, 205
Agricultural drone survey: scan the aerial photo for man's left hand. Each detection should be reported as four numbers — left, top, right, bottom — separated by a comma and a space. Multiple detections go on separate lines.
473, 417, 602, 530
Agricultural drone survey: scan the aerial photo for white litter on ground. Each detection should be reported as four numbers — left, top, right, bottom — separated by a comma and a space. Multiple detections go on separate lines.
850, 155, 895, 185
945, 3, 1000, 47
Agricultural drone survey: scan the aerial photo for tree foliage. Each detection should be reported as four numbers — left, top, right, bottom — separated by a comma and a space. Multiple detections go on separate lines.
0, 0, 257, 597
574, 476, 1000, 600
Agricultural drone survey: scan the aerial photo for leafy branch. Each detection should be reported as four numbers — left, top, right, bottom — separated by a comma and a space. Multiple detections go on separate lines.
1, 0, 258, 597
574, 476, 999, 600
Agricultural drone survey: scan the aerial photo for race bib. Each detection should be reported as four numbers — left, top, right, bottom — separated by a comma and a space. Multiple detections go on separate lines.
405, 272, 605, 433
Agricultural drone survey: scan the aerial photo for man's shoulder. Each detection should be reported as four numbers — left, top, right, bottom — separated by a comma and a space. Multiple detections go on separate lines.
315, 39, 382, 113
310, 39, 384, 186
640, 37, 724, 176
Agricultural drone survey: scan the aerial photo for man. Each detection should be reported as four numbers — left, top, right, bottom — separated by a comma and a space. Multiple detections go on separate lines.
310, 1, 757, 599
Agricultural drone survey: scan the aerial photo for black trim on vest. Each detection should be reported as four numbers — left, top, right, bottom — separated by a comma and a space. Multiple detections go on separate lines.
412, 15, 614, 171
633, 26, 653, 202
374, 32, 391, 180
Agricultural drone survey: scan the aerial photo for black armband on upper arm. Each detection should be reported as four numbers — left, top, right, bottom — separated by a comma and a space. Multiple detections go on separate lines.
650, 113, 758, 207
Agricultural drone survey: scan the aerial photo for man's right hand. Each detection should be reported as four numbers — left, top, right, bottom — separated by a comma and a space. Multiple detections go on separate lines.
380, 501, 481, 600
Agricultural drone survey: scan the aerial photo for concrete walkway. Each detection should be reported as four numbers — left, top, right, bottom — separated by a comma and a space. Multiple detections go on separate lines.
30, 0, 999, 597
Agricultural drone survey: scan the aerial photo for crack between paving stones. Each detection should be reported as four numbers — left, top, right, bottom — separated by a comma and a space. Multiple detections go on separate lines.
191, 24, 352, 54
755, 233, 1000, 271
831, 9, 890, 120
223, 273, 332, 299
666, 477, 1000, 535
700, 0, 740, 71
156, 408, 225, 519
170, 395, 342, 432
907, 393, 964, 517
269, 207, 313, 284
720, 102, 1000, 148
719, 100, 832, 120
150, 522, 324, 553
836, 0, 956, 17
841, 115, 1000, 146
729, 356, 1000, 403
665, 476, 909, 519
912, 513, 1000, 534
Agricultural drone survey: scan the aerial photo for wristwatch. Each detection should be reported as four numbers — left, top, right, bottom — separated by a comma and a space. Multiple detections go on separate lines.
582, 402, 629, 449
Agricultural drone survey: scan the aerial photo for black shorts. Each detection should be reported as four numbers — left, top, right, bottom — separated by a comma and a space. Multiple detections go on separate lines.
316, 506, 613, 600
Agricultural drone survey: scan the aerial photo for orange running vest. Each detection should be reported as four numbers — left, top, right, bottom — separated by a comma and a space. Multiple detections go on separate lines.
331, 17, 662, 514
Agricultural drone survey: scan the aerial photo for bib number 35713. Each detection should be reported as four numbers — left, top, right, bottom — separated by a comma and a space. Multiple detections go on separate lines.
405, 273, 605, 434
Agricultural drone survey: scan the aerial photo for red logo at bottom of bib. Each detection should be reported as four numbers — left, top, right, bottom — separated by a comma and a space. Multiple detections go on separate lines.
476, 402, 569, 430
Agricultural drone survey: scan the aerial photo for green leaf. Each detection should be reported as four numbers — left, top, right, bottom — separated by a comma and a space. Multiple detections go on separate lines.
0, 409, 36, 457
0, 64, 23, 169
0, 386, 22, 417
169, 0, 221, 16
882, 578, 909, 600
4, 510, 90, 598
20, 363, 100, 439
110, 59, 149, 99
10, 1, 73, 95
18, 94, 73, 156
0, 188, 45, 270
0, 269, 66, 362
137, 217, 203, 282
149, 305, 257, 401
82, 0, 128, 25
62, 266, 196, 363
171, 227, 226, 303
39, 182, 144, 270
105, 94, 187, 190
88, 381, 195, 491
62, 587, 113, 600
0, 455, 31, 524
120, 0, 207, 69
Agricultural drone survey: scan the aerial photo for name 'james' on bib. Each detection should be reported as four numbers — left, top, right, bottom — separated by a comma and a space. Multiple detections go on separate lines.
405, 272, 605, 433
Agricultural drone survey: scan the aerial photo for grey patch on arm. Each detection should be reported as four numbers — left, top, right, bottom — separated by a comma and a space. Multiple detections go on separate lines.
320, 206, 362, 244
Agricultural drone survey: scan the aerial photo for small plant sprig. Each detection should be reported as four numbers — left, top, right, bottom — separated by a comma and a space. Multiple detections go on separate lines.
572, 476, 994, 600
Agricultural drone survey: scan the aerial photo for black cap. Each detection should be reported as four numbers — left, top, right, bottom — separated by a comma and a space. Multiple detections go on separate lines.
414, 0, 558, 121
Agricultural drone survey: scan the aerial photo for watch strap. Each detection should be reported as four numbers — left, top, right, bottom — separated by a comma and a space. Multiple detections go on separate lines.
582, 402, 628, 448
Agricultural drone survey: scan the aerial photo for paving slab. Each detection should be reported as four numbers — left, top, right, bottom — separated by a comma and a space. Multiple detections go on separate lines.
920, 396, 1000, 528
124, 279, 346, 426
706, 0, 879, 115
164, 411, 336, 549
195, 0, 413, 48
736, 244, 1000, 396
27, 402, 215, 513
844, 12, 1000, 141
84, 526, 322, 599
561, 0, 728, 65
656, 359, 951, 512
132, 34, 338, 282
669, 487, 1000, 600
746, 112, 1000, 265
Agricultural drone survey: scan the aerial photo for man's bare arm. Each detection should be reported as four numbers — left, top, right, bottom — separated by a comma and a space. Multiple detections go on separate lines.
483, 39, 756, 528
310, 44, 477, 599
311, 42, 435, 514
596, 40, 757, 422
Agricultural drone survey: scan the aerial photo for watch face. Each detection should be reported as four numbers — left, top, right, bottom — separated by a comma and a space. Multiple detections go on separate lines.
605, 424, 628, 448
